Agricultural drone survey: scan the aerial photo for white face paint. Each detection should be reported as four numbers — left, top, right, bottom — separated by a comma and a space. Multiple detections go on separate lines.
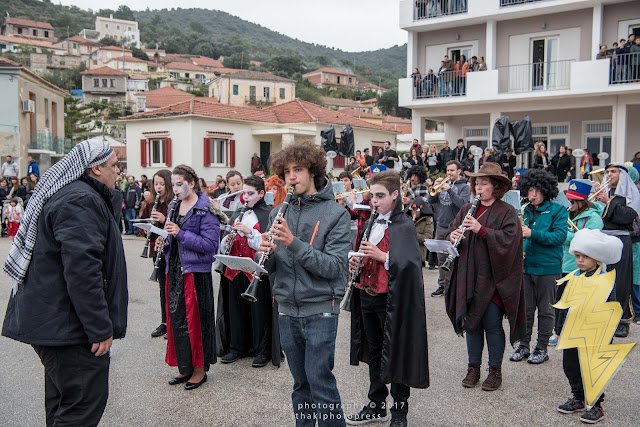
172, 175, 192, 200
243, 184, 264, 208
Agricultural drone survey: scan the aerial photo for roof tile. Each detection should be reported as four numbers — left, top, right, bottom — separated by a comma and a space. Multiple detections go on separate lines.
81, 66, 128, 76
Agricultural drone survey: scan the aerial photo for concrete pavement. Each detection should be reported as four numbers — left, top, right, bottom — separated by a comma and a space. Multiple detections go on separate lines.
0, 235, 638, 426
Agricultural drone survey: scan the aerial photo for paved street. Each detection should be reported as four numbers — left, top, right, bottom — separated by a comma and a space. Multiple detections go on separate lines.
0, 235, 638, 426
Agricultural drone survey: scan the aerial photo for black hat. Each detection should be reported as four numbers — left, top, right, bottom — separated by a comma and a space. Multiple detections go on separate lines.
410, 197, 433, 215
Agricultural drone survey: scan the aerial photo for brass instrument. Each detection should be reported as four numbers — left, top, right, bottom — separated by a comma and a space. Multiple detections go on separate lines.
588, 177, 611, 202
428, 178, 452, 197
242, 186, 295, 302
441, 196, 481, 272
519, 202, 530, 227
341, 207, 379, 311
351, 168, 361, 178
401, 180, 410, 209
149, 195, 179, 282
568, 218, 579, 232
141, 193, 160, 258
222, 200, 249, 256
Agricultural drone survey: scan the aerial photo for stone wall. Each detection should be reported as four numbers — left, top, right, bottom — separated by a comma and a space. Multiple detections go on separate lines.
28, 53, 85, 74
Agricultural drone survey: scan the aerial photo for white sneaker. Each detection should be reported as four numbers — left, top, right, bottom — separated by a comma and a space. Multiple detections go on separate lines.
548, 334, 558, 346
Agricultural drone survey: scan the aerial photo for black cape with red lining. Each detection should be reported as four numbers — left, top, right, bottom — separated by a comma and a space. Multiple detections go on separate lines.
215, 198, 283, 366
349, 197, 429, 388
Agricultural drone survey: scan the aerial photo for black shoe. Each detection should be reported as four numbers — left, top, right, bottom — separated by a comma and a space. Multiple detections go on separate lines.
428, 265, 436, 270
527, 348, 549, 364
184, 373, 207, 390
509, 345, 530, 362
252, 354, 270, 368
580, 405, 604, 424
168, 375, 190, 385
558, 397, 585, 414
430, 286, 444, 297
345, 403, 390, 425
163, 333, 167, 340
151, 324, 167, 338
221, 352, 243, 364
614, 322, 629, 337
390, 417, 408, 427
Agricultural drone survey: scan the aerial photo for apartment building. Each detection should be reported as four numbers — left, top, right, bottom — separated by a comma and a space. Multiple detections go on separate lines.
208, 70, 296, 107
302, 68, 359, 90
399, 0, 640, 166
80, 14, 140, 48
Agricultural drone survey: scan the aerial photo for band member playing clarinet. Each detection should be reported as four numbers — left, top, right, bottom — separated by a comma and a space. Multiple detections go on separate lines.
216, 175, 277, 368
159, 165, 221, 390
446, 163, 526, 392
259, 141, 351, 426
346, 171, 429, 427
140, 170, 173, 339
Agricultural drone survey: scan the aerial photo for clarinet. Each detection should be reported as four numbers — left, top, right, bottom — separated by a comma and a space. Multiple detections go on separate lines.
441, 195, 481, 272
222, 200, 249, 256
241, 186, 295, 302
141, 193, 160, 258
341, 207, 379, 312
149, 195, 179, 282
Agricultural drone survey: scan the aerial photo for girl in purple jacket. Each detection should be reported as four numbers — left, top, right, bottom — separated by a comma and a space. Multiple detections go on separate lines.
162, 165, 220, 390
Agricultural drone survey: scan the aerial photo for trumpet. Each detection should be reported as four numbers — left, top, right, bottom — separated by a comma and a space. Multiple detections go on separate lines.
428, 178, 452, 196
568, 218, 579, 232
351, 168, 361, 178
141, 193, 160, 258
588, 177, 611, 202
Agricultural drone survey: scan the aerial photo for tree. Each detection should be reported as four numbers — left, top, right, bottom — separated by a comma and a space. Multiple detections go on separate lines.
263, 55, 304, 79
42, 63, 87, 90
378, 89, 411, 119
99, 35, 120, 47
64, 96, 92, 145
114, 5, 135, 21
223, 52, 248, 69
131, 47, 149, 61
295, 81, 322, 105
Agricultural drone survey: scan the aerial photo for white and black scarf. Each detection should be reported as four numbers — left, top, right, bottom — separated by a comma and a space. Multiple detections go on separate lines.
4, 139, 114, 294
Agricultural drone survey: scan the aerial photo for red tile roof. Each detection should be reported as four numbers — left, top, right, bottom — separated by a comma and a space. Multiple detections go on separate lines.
81, 66, 128, 76
165, 61, 207, 72
161, 54, 192, 64
123, 98, 395, 133
360, 98, 378, 104
337, 108, 381, 119
143, 48, 166, 54
67, 35, 101, 46
211, 67, 243, 74
192, 56, 223, 68
0, 56, 22, 67
304, 67, 356, 77
107, 55, 147, 64
99, 46, 132, 52
137, 87, 196, 109
359, 82, 387, 91
128, 74, 148, 80
0, 35, 59, 49
383, 115, 411, 124
249, 60, 261, 67
6, 17, 54, 30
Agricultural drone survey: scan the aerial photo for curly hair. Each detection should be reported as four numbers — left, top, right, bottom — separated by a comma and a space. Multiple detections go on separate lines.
172, 164, 201, 192
518, 168, 558, 200
270, 141, 327, 190
265, 175, 286, 207
407, 165, 427, 184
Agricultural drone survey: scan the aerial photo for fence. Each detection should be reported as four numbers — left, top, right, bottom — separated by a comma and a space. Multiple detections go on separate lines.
414, 0, 467, 20
605, 52, 640, 85
498, 60, 573, 93
411, 70, 468, 99
30, 132, 71, 155
500, 0, 545, 7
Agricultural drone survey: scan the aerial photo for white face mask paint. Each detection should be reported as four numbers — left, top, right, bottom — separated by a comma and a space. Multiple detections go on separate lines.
172, 176, 192, 201
242, 185, 263, 208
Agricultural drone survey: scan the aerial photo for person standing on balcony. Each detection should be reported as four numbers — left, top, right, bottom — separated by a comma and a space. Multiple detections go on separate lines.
2, 156, 19, 181
442, 55, 454, 96
411, 68, 423, 98
26, 156, 39, 177
631, 37, 640, 81
424, 69, 437, 98
454, 55, 470, 96
477, 56, 488, 71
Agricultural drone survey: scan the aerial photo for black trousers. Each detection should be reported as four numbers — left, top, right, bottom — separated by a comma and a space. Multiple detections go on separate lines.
563, 347, 604, 406
156, 257, 167, 323
228, 273, 272, 356
32, 344, 110, 427
359, 290, 410, 417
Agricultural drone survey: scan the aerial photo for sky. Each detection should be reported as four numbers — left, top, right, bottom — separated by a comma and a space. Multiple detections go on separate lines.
57, 0, 407, 52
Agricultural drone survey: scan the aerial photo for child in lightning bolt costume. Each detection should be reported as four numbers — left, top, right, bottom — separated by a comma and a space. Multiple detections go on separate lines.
554, 228, 636, 424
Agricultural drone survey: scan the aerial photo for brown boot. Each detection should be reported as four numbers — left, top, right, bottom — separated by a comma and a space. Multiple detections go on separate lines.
461, 363, 481, 388
481, 366, 502, 391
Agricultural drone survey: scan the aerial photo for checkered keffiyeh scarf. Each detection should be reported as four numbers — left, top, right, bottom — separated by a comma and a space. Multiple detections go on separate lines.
4, 139, 114, 294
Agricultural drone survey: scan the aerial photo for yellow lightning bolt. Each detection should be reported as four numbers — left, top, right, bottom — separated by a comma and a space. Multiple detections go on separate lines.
554, 269, 636, 408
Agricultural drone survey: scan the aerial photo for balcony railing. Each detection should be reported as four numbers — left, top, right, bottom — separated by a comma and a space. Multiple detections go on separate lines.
497, 60, 573, 93
500, 0, 545, 7
245, 96, 276, 106
414, 0, 467, 20
411, 70, 471, 99
29, 132, 71, 155
605, 52, 640, 85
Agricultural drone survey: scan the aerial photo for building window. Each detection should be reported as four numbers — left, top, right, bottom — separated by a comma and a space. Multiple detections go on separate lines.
128, 27, 132, 31
33, 29, 37, 36
44, 31, 49, 38
211, 139, 227, 165
279, 88, 285, 99
17, 27, 22, 34
337, 76, 341, 84
170, 72, 179, 79
150, 139, 166, 166
102, 79, 108, 87
348, 77, 352, 84
105, 24, 108, 28
117, 25, 120, 30
99, 97, 110, 103
185, 73, 190, 78
72, 42, 77, 49
94, 78, 99, 87
264, 87, 270, 100
233, 85, 239, 95
44, 98, 50, 128
584, 121, 612, 167
110, 79, 116, 88
249, 86, 256, 102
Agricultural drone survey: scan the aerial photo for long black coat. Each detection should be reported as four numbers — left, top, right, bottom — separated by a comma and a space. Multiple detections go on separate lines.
350, 198, 429, 388
2, 176, 128, 346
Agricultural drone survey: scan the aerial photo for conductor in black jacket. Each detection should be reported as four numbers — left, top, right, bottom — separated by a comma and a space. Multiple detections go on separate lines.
2, 140, 128, 427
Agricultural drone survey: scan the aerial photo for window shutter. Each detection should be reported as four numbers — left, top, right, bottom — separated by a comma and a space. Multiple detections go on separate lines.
140, 139, 147, 167
204, 138, 211, 167
229, 139, 236, 168
164, 138, 172, 167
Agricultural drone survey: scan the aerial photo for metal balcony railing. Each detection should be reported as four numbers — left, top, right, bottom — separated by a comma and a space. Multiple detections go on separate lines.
605, 52, 640, 85
500, 0, 545, 7
245, 96, 276, 105
29, 132, 70, 155
497, 60, 573, 93
414, 0, 467, 20
411, 70, 469, 99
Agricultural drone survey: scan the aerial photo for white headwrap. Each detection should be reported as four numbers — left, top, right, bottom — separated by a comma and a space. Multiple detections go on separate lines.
608, 163, 640, 216
4, 139, 114, 294
569, 228, 623, 272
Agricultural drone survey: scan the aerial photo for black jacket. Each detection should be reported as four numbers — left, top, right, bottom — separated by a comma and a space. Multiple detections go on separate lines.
2, 176, 128, 346
438, 147, 454, 170
551, 153, 572, 181
452, 146, 468, 163
124, 183, 141, 209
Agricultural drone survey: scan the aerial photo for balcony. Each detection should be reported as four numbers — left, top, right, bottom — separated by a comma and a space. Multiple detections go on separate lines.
606, 52, 640, 85
500, 0, 545, 7
29, 132, 71, 155
410, 70, 468, 99
414, 0, 467, 20
497, 60, 573, 93
245, 96, 276, 107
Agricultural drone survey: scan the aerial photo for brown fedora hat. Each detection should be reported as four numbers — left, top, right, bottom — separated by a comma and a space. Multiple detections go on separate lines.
465, 161, 511, 186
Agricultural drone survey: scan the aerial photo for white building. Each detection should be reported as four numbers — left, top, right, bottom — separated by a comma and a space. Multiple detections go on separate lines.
400, 0, 640, 167
80, 14, 140, 48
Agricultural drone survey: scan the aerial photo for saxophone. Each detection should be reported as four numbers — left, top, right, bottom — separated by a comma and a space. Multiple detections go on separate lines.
149, 195, 179, 282
141, 193, 160, 258
401, 180, 410, 210
341, 207, 379, 311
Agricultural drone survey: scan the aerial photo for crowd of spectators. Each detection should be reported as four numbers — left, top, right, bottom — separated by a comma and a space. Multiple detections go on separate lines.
412, 54, 487, 99
597, 34, 640, 84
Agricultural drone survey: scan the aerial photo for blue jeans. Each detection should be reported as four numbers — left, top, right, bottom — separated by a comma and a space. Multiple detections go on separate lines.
279, 313, 345, 427
124, 208, 138, 234
466, 302, 506, 368
632, 284, 640, 316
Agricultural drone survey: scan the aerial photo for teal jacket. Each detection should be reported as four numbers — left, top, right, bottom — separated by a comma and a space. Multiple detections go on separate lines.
562, 207, 604, 273
523, 200, 568, 275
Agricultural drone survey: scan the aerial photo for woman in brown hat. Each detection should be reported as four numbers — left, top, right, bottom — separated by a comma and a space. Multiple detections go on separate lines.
445, 162, 526, 391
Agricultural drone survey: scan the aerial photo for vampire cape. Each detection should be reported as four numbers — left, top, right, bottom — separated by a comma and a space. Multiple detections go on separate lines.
445, 199, 527, 345
349, 197, 430, 388
215, 198, 282, 366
